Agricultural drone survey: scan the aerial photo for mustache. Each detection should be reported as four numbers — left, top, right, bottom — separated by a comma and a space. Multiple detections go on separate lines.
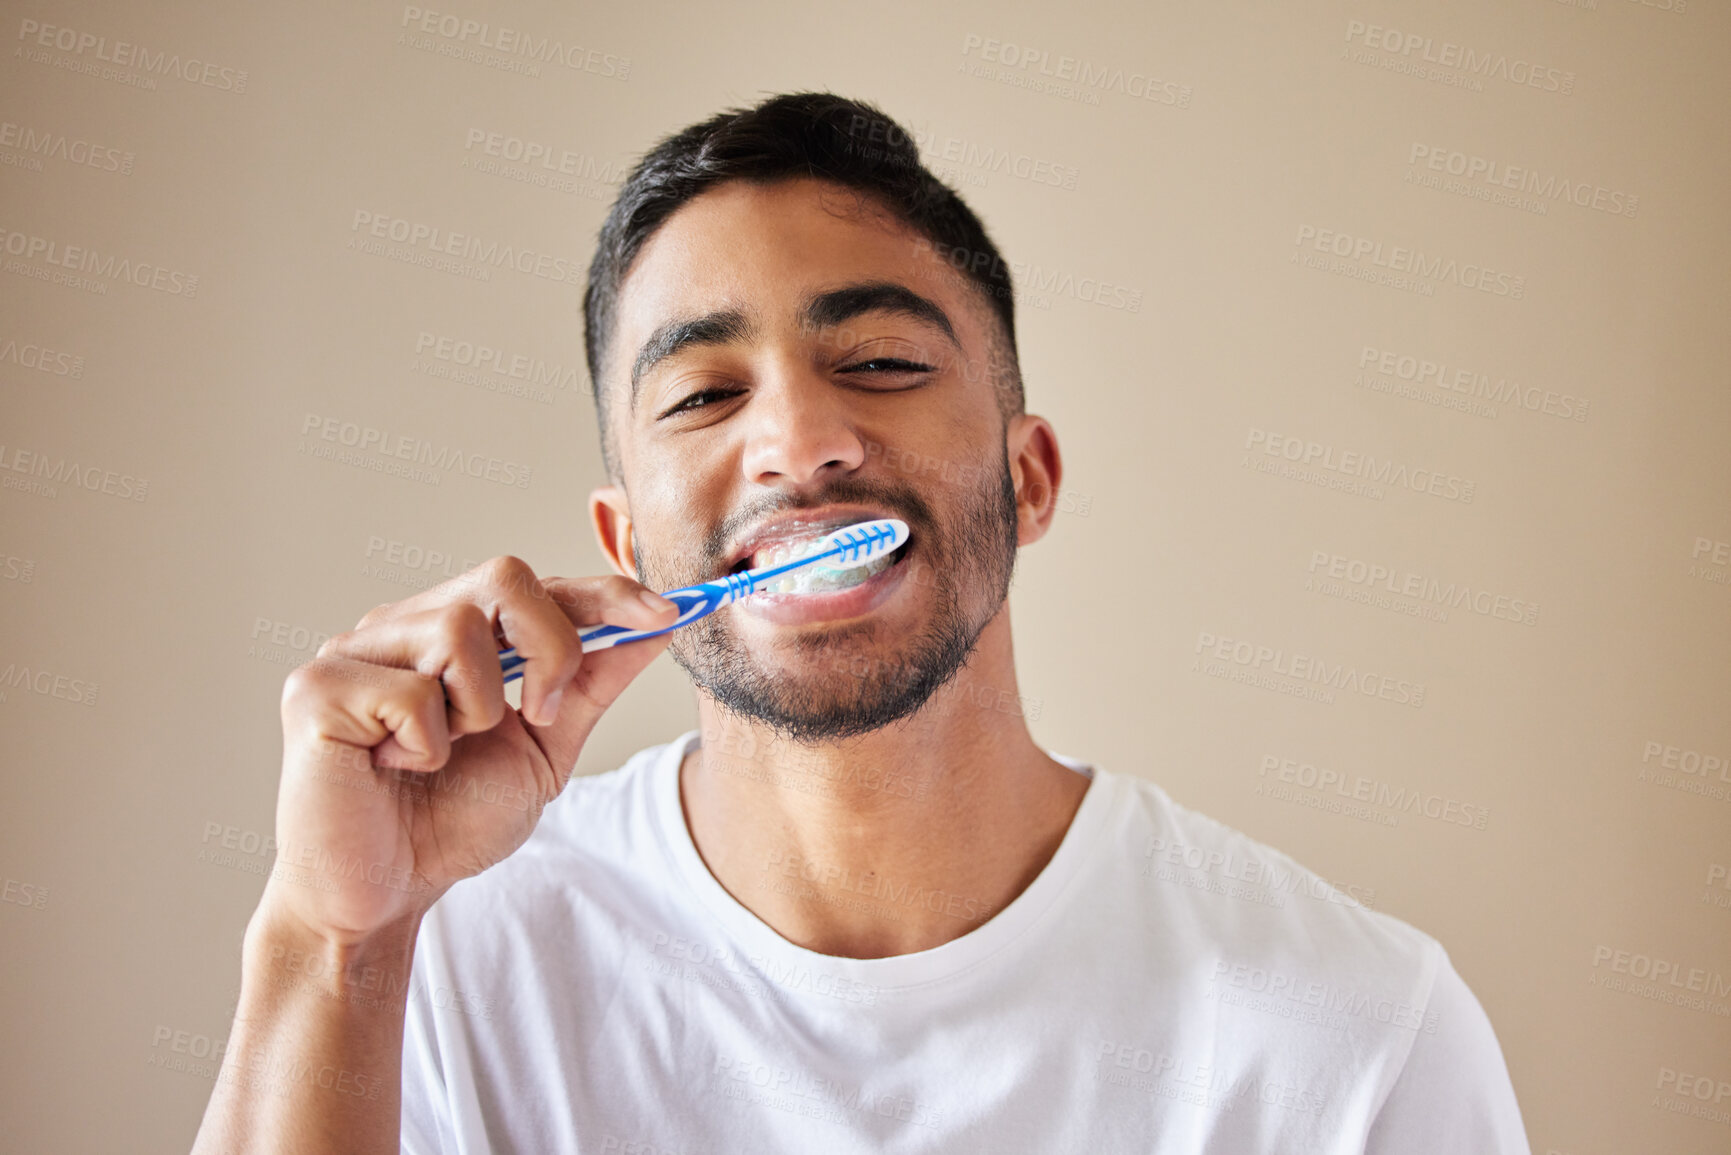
697, 478, 941, 575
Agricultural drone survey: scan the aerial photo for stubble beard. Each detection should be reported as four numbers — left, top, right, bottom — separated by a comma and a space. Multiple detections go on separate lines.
633, 446, 1021, 745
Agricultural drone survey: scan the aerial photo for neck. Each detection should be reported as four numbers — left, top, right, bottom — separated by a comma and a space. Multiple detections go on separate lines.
678, 610, 1090, 959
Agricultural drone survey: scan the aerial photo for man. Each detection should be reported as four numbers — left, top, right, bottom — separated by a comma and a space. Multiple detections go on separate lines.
194, 93, 1529, 1153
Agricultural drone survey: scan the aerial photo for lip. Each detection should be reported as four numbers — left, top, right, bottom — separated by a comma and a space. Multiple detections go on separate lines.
737, 543, 912, 626
722, 505, 911, 575
717, 504, 916, 628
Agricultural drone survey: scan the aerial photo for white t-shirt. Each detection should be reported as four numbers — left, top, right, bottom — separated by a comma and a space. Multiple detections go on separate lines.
400, 730, 1529, 1154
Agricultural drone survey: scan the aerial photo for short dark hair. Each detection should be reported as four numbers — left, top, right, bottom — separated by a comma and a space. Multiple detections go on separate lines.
582, 91, 1022, 476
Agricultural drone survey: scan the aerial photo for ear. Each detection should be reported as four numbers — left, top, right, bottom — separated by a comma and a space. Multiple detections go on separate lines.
1005, 414, 1062, 547
588, 485, 641, 580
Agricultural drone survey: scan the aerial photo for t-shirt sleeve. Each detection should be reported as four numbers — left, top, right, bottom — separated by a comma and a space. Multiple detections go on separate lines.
399, 951, 450, 1155
1363, 948, 1531, 1154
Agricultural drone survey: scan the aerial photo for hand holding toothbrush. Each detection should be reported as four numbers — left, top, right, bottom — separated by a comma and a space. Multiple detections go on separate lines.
497, 517, 909, 680
267, 560, 680, 943
262, 517, 906, 942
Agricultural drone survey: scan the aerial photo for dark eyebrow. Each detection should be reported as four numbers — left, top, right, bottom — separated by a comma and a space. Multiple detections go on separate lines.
629, 308, 758, 412
800, 281, 962, 351
626, 282, 962, 413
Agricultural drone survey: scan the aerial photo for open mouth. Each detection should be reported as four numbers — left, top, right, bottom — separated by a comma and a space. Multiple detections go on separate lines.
728, 535, 911, 597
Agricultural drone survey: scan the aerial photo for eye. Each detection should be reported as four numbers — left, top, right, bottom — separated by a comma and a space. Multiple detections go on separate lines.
840, 357, 936, 374
659, 387, 746, 419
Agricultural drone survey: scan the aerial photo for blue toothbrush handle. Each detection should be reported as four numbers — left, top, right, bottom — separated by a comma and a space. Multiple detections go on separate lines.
497, 572, 759, 683
492, 516, 903, 684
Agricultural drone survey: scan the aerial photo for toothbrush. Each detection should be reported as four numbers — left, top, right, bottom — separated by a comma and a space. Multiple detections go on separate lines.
497, 518, 909, 683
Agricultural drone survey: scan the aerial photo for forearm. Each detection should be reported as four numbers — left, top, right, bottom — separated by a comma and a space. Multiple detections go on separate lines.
193, 895, 425, 1155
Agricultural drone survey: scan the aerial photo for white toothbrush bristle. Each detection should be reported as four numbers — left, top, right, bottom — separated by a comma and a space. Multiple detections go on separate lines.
741, 519, 908, 597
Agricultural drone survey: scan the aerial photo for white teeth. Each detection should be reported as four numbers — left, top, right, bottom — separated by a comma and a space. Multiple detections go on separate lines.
745, 533, 902, 597
777, 548, 896, 596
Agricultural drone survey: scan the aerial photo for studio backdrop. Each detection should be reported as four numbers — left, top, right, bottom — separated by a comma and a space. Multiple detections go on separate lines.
1, 1, 1727, 1152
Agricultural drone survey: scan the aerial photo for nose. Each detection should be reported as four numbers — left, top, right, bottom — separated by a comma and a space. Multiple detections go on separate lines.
738, 364, 868, 486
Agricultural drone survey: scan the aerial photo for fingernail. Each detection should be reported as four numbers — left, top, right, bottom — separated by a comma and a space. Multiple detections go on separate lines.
538, 687, 564, 725
639, 590, 675, 612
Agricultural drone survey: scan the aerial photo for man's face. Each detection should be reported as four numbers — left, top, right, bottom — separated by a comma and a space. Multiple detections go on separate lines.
600, 177, 1023, 743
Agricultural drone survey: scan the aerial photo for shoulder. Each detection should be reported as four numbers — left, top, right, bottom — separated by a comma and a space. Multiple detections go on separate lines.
1105, 768, 1443, 1007
1367, 950, 1530, 1149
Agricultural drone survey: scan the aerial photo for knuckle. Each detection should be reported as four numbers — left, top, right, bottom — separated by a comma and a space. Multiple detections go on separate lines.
354, 602, 394, 630
280, 662, 330, 712
481, 554, 533, 584
438, 602, 492, 648
444, 663, 496, 701
405, 676, 450, 728
605, 574, 645, 599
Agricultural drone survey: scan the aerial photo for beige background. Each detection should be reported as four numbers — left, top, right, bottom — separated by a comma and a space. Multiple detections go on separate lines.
3, 0, 1728, 1151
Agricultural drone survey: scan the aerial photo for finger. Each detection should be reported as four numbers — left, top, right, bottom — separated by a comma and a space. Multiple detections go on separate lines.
351, 552, 570, 628
282, 656, 453, 774
479, 557, 586, 728
317, 604, 505, 741
541, 574, 680, 634
352, 558, 659, 729
522, 628, 676, 779
502, 571, 677, 727
342, 557, 678, 729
